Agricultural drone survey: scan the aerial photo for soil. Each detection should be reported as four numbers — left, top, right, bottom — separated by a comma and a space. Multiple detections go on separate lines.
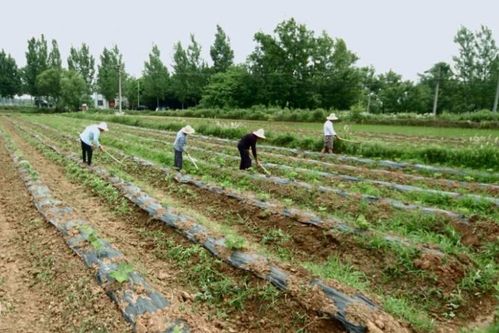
11, 116, 499, 332
3, 118, 346, 332
0, 135, 132, 333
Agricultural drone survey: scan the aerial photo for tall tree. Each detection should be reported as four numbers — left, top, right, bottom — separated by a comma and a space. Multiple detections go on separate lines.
60, 70, 89, 110
0, 50, 22, 97
48, 39, 62, 69
142, 45, 169, 108
453, 25, 498, 111
67, 43, 95, 92
171, 35, 208, 108
23, 35, 48, 97
210, 25, 234, 73
249, 18, 316, 108
249, 18, 360, 109
419, 62, 455, 114
36, 68, 62, 103
97, 46, 124, 102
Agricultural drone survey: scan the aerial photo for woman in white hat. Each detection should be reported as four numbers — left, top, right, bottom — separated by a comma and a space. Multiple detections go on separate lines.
173, 125, 195, 170
322, 113, 338, 153
79, 122, 109, 165
237, 129, 265, 170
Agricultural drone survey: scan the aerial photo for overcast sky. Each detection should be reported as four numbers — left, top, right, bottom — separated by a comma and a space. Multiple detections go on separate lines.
1, 0, 498, 81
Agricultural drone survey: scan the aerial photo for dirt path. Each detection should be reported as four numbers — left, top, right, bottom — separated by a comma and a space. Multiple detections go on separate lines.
0, 136, 132, 333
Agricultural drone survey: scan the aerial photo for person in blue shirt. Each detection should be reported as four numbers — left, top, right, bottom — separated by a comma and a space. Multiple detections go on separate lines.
173, 125, 195, 170
79, 122, 109, 165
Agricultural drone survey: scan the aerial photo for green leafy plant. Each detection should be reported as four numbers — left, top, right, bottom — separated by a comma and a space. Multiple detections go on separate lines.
109, 263, 134, 283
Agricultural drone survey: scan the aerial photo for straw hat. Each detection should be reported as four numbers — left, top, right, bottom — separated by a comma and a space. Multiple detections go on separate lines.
326, 113, 338, 121
181, 125, 195, 135
253, 128, 266, 139
97, 122, 109, 131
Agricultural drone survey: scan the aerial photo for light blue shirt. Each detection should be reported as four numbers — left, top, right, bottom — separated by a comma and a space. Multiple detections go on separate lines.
173, 130, 187, 152
80, 125, 101, 147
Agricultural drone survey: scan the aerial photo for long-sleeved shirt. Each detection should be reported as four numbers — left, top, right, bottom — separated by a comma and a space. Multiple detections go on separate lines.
173, 130, 187, 152
323, 120, 336, 136
238, 133, 258, 158
80, 125, 101, 147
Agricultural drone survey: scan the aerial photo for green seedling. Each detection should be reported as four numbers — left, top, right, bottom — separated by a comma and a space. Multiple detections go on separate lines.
109, 263, 134, 283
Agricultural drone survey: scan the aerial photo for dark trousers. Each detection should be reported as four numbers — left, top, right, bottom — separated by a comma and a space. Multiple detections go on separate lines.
81, 140, 93, 165
174, 149, 183, 170
238, 146, 252, 170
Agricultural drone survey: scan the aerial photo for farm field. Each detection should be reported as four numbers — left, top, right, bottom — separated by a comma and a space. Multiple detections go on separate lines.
0, 112, 498, 333
63, 112, 499, 172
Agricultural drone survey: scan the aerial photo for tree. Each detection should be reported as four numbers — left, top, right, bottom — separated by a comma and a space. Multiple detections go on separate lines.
48, 39, 62, 69
0, 50, 22, 97
97, 46, 124, 102
23, 35, 48, 97
68, 43, 95, 92
249, 18, 316, 108
171, 35, 209, 108
124, 76, 144, 109
419, 62, 455, 114
210, 25, 234, 73
142, 45, 169, 108
36, 68, 62, 103
453, 26, 498, 111
312, 34, 361, 109
60, 70, 89, 110
200, 65, 255, 108
249, 19, 361, 109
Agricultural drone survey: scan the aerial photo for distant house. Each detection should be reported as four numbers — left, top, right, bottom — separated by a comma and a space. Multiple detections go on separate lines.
91, 93, 128, 110
91, 93, 109, 109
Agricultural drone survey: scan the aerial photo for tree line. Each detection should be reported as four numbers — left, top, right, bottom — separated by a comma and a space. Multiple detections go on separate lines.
0, 19, 498, 113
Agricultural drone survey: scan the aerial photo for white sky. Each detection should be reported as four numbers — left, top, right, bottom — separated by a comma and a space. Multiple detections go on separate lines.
1, 0, 498, 81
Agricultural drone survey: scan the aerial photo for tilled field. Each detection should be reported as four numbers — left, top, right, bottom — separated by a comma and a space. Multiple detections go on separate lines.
0, 113, 497, 333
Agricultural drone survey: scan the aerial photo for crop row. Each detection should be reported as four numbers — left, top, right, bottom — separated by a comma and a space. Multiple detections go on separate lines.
13, 117, 497, 331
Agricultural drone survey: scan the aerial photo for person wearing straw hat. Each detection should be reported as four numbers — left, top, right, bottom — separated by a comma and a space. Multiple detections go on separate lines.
237, 129, 265, 170
322, 113, 338, 153
79, 122, 109, 166
173, 125, 195, 170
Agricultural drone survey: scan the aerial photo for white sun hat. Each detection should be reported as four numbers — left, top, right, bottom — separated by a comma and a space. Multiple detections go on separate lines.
97, 122, 109, 131
327, 113, 339, 121
253, 128, 266, 139
181, 125, 195, 135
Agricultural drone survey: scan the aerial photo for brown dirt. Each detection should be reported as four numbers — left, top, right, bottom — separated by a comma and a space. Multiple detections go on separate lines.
5, 118, 346, 332
0, 135, 132, 333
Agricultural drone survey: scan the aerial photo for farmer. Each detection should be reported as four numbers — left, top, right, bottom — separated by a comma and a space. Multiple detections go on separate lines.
79, 122, 109, 166
322, 113, 338, 153
173, 125, 195, 170
237, 129, 265, 170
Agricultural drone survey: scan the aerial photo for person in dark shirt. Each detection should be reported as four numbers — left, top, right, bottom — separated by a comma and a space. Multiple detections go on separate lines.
237, 129, 266, 170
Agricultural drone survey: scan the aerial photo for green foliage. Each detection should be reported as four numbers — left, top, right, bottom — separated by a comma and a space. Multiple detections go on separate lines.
383, 296, 435, 332
0, 50, 22, 97
142, 45, 170, 108
210, 25, 234, 73
171, 35, 209, 108
36, 68, 62, 101
224, 234, 246, 250
97, 46, 124, 102
67, 43, 96, 92
60, 70, 90, 111
23, 35, 49, 97
109, 263, 133, 283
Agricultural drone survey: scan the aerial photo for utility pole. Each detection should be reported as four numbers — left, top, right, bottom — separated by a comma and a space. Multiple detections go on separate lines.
493, 71, 499, 113
432, 67, 441, 116
367, 92, 371, 113
137, 80, 140, 110
118, 63, 122, 114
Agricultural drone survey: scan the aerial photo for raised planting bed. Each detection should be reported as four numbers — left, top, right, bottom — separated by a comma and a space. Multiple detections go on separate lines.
0, 131, 193, 333
22, 129, 411, 333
